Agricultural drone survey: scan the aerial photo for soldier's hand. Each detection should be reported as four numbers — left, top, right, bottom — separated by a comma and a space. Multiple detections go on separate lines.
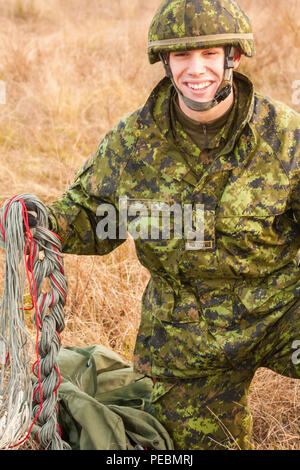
23, 201, 38, 232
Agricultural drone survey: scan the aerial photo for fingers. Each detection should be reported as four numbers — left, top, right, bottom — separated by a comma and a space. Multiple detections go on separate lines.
25, 201, 38, 213
27, 213, 38, 228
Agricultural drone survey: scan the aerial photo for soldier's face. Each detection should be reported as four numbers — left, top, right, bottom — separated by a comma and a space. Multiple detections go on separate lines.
169, 47, 228, 103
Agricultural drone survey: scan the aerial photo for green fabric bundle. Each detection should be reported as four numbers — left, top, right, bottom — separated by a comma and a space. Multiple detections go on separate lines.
32, 345, 173, 450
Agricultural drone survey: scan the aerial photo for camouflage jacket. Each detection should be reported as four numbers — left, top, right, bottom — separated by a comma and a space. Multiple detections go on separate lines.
48, 72, 300, 379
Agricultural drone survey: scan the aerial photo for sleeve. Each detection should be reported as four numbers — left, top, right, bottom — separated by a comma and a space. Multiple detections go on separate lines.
47, 115, 137, 255
290, 170, 300, 226
288, 127, 300, 226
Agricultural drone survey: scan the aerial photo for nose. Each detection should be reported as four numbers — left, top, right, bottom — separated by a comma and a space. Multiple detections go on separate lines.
187, 52, 206, 75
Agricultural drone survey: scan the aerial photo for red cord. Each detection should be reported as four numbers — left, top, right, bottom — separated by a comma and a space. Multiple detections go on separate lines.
50, 274, 66, 303
52, 244, 64, 275
0, 214, 5, 243
3, 198, 63, 449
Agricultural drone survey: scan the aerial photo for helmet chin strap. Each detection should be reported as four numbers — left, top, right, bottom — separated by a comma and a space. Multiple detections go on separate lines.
160, 46, 235, 112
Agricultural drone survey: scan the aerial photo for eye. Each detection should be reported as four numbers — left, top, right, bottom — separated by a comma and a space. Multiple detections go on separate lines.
173, 52, 188, 57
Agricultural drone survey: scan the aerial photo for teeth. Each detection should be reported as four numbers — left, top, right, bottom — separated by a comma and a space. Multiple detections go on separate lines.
187, 82, 211, 90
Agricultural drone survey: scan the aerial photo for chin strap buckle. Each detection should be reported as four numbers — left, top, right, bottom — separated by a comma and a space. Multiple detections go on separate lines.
159, 52, 172, 78
215, 84, 232, 103
225, 46, 235, 69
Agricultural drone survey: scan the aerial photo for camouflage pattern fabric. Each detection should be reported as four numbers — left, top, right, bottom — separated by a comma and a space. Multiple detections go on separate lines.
45, 0, 300, 450
151, 370, 254, 450
151, 294, 300, 450
148, 0, 255, 64
48, 71, 300, 384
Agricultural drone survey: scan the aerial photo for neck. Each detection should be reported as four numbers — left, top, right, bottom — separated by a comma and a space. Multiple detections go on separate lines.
178, 89, 234, 123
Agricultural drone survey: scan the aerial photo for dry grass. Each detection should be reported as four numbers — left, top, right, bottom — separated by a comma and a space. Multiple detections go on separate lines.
249, 369, 300, 450
0, 0, 299, 451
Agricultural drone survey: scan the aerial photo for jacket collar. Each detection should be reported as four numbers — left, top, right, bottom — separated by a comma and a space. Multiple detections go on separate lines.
135, 72, 256, 186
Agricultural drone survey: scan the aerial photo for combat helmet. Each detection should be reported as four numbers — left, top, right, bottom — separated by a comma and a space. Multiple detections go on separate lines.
148, 0, 255, 112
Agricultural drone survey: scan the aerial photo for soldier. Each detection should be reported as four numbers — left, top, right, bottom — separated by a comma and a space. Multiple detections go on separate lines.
28, 0, 300, 450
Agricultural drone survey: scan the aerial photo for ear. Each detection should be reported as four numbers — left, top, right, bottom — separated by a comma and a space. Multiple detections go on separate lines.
233, 48, 242, 69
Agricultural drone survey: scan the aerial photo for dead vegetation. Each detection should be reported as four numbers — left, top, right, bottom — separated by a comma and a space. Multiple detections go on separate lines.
0, 0, 299, 451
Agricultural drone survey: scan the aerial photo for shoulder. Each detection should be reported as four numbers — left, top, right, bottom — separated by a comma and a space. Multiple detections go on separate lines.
252, 91, 300, 124
101, 108, 142, 154
251, 92, 300, 145
76, 79, 171, 180
82, 109, 142, 173
250, 92, 300, 174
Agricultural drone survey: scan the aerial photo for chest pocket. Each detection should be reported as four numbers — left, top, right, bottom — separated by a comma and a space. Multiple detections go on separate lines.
126, 198, 218, 255
216, 173, 290, 245
125, 198, 183, 242
217, 161, 290, 219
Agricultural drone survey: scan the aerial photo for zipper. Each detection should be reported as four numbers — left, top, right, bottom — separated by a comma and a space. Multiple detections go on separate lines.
202, 124, 208, 148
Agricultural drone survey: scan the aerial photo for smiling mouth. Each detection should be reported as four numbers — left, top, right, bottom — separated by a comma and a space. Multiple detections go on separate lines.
185, 81, 213, 93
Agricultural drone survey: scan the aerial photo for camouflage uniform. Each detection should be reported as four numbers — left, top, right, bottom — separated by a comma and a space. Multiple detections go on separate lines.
47, 0, 300, 450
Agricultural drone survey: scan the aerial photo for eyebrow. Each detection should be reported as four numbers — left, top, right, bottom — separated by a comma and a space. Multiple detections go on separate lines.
172, 47, 223, 54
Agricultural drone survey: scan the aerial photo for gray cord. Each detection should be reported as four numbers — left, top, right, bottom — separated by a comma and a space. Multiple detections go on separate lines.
0, 194, 70, 450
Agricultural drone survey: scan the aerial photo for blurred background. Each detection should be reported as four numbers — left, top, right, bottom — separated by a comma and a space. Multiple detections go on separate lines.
0, 0, 299, 450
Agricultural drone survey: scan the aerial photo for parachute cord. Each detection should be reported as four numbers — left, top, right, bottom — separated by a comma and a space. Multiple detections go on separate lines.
0, 194, 71, 450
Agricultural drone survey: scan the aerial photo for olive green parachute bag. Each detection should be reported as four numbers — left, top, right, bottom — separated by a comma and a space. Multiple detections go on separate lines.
31, 345, 174, 450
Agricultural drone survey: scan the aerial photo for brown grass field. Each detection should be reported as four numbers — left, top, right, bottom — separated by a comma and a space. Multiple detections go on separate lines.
0, 0, 299, 450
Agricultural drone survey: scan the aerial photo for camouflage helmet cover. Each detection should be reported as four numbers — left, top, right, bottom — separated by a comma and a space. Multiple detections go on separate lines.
148, 0, 255, 64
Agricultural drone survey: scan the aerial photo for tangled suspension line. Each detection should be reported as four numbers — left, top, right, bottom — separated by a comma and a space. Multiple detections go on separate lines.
0, 194, 70, 450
